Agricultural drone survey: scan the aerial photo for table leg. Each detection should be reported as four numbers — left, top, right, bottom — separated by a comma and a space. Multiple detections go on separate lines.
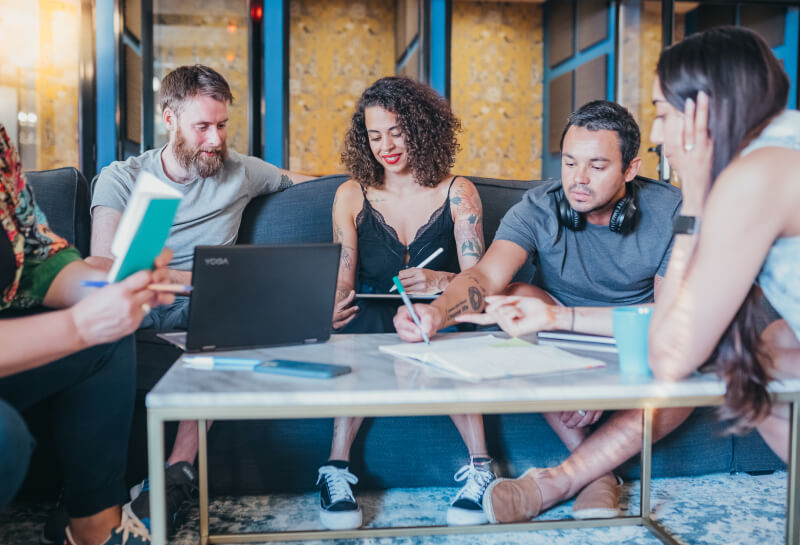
787, 401, 800, 545
198, 419, 209, 544
641, 406, 654, 519
147, 410, 167, 545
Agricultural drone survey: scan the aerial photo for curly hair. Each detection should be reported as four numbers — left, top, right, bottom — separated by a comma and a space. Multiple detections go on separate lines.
341, 77, 461, 188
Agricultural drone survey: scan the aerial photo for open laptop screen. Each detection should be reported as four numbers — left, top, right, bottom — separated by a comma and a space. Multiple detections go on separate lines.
184, 244, 341, 352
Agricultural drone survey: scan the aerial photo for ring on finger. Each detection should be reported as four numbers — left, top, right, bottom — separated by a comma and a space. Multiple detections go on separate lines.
684, 143, 694, 152
577, 410, 587, 416
141, 303, 152, 314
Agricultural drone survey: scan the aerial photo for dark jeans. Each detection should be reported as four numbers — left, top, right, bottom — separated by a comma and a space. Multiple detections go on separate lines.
0, 399, 34, 511
0, 335, 136, 517
139, 296, 189, 332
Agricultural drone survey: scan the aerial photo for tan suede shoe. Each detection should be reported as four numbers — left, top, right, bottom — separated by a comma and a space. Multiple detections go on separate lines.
482, 468, 545, 523
571, 473, 621, 519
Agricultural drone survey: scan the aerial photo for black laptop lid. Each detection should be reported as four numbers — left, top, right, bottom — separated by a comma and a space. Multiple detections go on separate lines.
186, 244, 341, 352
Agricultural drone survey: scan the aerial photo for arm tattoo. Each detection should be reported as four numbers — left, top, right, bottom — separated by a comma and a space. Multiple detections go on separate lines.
278, 174, 294, 191
451, 181, 485, 259
340, 246, 355, 271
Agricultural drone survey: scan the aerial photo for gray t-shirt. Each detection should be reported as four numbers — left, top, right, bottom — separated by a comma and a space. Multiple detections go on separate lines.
92, 146, 283, 270
495, 179, 682, 307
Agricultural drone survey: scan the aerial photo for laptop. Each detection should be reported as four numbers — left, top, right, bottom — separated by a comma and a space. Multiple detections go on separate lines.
160, 244, 341, 353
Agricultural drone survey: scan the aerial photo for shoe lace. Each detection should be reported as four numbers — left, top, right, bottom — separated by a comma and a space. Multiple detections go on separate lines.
453, 463, 494, 503
115, 509, 151, 543
317, 466, 358, 503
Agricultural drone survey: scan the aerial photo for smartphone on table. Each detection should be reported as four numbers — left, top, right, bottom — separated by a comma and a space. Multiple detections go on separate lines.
254, 359, 351, 379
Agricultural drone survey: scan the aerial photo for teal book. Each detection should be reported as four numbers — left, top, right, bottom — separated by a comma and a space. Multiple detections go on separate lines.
107, 172, 182, 282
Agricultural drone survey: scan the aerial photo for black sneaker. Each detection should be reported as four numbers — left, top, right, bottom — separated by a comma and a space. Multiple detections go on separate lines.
127, 461, 198, 535
317, 461, 362, 530
66, 508, 151, 544
446, 457, 496, 525
39, 502, 69, 545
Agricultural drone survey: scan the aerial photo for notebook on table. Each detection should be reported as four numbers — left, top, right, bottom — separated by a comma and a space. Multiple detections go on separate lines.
379, 334, 605, 382
159, 244, 341, 353
537, 330, 618, 353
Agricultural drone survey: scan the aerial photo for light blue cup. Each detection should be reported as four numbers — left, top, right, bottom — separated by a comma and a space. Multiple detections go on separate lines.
612, 306, 654, 377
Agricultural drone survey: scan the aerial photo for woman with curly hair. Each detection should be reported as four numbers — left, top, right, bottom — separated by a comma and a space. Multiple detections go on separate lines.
318, 76, 491, 530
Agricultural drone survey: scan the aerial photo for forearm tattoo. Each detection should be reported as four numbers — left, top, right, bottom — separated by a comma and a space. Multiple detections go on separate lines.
278, 174, 294, 191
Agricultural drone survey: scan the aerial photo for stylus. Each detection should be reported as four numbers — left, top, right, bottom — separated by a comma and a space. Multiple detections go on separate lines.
389, 247, 443, 292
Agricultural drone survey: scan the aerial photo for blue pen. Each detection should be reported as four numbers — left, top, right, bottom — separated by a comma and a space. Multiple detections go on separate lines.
392, 276, 431, 344
183, 356, 262, 370
80, 280, 193, 293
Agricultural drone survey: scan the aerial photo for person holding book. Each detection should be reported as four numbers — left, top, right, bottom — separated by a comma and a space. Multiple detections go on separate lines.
323, 76, 489, 529
88, 64, 315, 535
395, 100, 691, 521
0, 123, 173, 545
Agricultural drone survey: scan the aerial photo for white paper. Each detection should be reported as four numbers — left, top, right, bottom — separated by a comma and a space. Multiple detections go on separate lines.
379, 335, 605, 382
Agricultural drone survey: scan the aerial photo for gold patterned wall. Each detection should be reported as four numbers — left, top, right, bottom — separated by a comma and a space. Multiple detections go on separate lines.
451, 1, 544, 180
0, 0, 80, 171
289, 0, 395, 175
153, 0, 250, 153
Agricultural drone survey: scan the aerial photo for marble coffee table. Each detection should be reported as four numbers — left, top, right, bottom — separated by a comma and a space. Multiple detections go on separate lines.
145, 332, 800, 545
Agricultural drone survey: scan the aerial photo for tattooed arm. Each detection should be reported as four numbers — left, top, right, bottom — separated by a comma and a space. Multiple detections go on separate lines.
396, 177, 486, 293
331, 180, 361, 329
393, 240, 528, 342
450, 177, 485, 269
278, 168, 316, 188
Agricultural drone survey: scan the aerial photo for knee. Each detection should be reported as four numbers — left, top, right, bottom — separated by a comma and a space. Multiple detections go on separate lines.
502, 283, 557, 304
0, 401, 34, 511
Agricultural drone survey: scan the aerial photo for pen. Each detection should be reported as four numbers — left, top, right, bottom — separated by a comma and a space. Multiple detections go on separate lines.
182, 356, 262, 370
80, 280, 193, 293
392, 276, 431, 344
389, 247, 444, 292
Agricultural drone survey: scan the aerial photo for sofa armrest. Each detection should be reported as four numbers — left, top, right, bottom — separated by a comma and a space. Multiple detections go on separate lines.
24, 167, 91, 257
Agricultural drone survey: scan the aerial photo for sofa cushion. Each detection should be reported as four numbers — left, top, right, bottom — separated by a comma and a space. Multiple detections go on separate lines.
24, 167, 91, 257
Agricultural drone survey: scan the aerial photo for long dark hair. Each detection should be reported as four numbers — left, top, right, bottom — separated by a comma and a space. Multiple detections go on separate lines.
657, 27, 789, 432
341, 76, 461, 188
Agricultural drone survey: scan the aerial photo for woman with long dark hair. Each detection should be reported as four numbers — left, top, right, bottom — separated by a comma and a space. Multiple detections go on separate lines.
648, 26, 800, 458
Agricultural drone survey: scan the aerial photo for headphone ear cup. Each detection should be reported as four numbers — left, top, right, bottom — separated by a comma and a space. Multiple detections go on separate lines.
557, 194, 584, 231
609, 194, 638, 234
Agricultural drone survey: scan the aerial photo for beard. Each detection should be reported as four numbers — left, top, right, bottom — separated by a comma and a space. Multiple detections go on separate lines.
173, 127, 227, 179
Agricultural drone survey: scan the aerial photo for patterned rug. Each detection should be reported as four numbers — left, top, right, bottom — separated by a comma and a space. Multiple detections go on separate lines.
0, 471, 788, 544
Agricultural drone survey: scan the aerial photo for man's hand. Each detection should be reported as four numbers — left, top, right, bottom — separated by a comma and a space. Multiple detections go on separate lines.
333, 290, 358, 330
393, 303, 442, 342
560, 410, 603, 429
396, 268, 451, 294
456, 295, 563, 337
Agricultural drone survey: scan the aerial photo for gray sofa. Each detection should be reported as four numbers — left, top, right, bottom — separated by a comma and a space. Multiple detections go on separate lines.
18, 167, 783, 499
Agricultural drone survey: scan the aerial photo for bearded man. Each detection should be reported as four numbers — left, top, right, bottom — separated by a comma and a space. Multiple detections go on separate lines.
89, 64, 313, 535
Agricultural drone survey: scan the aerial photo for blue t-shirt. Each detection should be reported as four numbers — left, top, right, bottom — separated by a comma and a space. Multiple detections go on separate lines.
495, 179, 681, 307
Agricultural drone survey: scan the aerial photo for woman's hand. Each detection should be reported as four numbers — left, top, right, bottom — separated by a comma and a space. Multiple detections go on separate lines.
396, 268, 453, 294
69, 270, 160, 347
456, 295, 563, 337
674, 91, 714, 215
333, 289, 358, 330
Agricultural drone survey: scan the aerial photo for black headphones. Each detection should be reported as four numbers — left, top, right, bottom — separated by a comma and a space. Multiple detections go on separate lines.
555, 181, 640, 235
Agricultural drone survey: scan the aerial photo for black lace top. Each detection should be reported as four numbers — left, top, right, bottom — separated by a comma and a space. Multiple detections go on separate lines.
340, 177, 460, 333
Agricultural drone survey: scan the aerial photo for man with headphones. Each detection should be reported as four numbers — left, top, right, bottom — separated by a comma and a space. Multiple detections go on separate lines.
393, 100, 688, 522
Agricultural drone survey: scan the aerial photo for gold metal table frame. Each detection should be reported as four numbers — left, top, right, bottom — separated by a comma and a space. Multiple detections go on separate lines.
146, 391, 800, 545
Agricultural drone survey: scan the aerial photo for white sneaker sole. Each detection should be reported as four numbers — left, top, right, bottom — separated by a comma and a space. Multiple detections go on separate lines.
319, 507, 362, 530
446, 506, 488, 526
